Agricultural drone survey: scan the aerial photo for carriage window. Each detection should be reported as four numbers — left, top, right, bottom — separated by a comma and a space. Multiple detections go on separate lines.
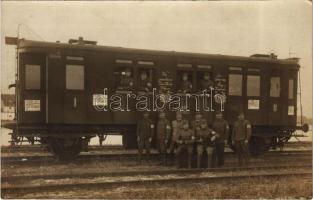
288, 79, 294, 99
138, 69, 153, 92
270, 77, 280, 97
25, 65, 41, 89
228, 74, 242, 96
247, 75, 260, 96
138, 61, 154, 66
178, 71, 193, 93
66, 65, 84, 90
197, 71, 213, 91
177, 63, 192, 68
114, 67, 134, 91
115, 59, 133, 64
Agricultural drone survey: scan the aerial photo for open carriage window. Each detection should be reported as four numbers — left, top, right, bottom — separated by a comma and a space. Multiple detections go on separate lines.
138, 69, 153, 92
247, 75, 260, 97
228, 74, 242, 96
177, 70, 193, 93
66, 64, 84, 90
197, 71, 213, 91
25, 64, 41, 90
270, 77, 280, 97
114, 67, 134, 91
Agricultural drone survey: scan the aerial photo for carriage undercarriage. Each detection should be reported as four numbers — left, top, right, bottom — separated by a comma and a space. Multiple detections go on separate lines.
6, 123, 308, 160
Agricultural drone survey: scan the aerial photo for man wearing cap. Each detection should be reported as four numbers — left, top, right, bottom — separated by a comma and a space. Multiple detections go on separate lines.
180, 72, 193, 93
169, 111, 184, 162
176, 120, 195, 168
138, 70, 152, 93
232, 112, 252, 166
137, 112, 154, 163
120, 68, 134, 90
199, 72, 214, 92
192, 112, 203, 132
195, 119, 217, 168
212, 112, 229, 167
156, 112, 171, 165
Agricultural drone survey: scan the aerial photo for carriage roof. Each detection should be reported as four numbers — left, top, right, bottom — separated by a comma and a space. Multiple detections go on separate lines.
17, 38, 300, 67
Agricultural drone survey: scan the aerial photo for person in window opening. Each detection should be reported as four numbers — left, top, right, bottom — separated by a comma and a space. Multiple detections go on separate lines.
119, 68, 134, 90
180, 72, 192, 93
138, 70, 152, 92
200, 72, 214, 92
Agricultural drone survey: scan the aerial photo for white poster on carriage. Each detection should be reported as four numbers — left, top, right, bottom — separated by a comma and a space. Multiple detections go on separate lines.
24, 100, 40, 111
248, 99, 259, 110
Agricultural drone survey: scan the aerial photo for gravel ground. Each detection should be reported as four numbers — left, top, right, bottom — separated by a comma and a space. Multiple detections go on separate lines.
4, 174, 311, 199
2, 152, 311, 178
1, 141, 311, 199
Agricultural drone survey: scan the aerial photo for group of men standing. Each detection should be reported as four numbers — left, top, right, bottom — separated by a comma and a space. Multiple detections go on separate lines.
136, 111, 252, 168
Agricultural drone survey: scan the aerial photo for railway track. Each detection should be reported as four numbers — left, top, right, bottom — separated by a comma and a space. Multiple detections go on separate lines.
2, 141, 311, 153
1, 149, 311, 166
2, 164, 311, 194
1, 145, 123, 153
1, 150, 312, 165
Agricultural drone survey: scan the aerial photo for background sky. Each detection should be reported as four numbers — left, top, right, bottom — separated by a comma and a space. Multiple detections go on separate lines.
1, 1, 312, 118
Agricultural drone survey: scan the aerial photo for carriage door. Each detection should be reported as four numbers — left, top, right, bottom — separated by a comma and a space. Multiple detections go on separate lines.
268, 70, 282, 125
245, 68, 263, 125
286, 69, 297, 125
137, 61, 155, 118
19, 53, 46, 124
227, 67, 244, 123
213, 65, 227, 119
63, 56, 87, 124
196, 64, 214, 123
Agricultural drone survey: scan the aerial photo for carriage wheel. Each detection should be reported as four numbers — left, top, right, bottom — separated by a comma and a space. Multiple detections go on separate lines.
249, 136, 270, 156
49, 138, 83, 161
229, 137, 269, 156
10, 135, 20, 146
122, 133, 137, 149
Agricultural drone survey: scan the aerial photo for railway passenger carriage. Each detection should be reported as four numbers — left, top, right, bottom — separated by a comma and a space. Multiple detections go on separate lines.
4, 36, 308, 159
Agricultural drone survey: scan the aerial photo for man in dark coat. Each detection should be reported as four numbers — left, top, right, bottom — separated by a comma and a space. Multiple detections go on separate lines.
212, 111, 229, 167
137, 112, 154, 163
195, 119, 217, 168
156, 112, 171, 165
176, 120, 195, 168
232, 112, 252, 166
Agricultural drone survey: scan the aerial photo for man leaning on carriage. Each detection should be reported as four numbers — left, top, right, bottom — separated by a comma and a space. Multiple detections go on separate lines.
137, 110, 251, 168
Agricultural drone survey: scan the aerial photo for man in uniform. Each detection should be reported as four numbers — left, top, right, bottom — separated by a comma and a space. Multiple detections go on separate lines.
138, 70, 152, 92
180, 72, 192, 93
192, 112, 203, 132
137, 112, 154, 163
120, 68, 134, 90
195, 119, 217, 168
156, 112, 171, 165
199, 72, 214, 92
212, 111, 229, 167
168, 111, 184, 161
176, 120, 195, 168
98, 134, 105, 146
232, 112, 252, 166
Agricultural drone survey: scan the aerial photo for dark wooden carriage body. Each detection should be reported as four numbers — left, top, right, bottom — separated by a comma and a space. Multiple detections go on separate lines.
5, 37, 307, 157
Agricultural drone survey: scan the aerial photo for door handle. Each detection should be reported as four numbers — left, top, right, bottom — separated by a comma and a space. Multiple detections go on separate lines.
73, 97, 77, 108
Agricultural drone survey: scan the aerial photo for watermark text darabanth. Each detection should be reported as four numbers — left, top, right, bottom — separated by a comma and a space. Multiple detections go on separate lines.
93, 88, 225, 112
